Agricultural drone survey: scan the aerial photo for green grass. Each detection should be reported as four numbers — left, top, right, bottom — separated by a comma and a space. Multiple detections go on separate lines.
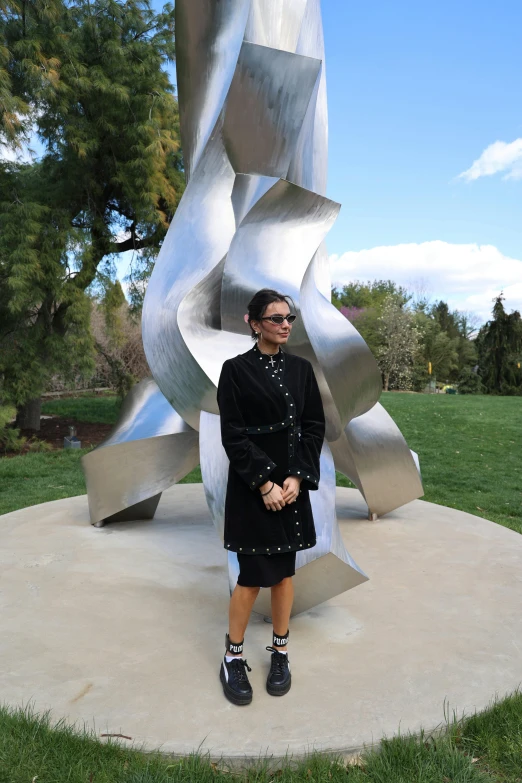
1, 393, 521, 535
1, 688, 521, 782
381, 394, 522, 534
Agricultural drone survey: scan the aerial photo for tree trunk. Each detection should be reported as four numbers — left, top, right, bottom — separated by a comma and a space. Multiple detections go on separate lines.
384, 373, 390, 392
16, 396, 42, 430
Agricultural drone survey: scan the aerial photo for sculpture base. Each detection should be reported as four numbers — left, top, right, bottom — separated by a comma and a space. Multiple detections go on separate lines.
1, 485, 521, 762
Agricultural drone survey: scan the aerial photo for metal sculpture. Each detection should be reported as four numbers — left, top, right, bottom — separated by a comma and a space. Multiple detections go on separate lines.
82, 0, 424, 615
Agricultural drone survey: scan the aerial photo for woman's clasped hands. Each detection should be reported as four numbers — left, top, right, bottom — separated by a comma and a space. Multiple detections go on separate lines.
259, 475, 302, 511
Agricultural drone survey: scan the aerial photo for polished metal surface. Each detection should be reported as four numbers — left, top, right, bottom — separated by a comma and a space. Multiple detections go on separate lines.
81, 379, 199, 526
84, 0, 424, 611
176, 0, 252, 181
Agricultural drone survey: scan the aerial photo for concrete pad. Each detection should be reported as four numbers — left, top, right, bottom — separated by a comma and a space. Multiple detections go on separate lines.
1, 486, 521, 761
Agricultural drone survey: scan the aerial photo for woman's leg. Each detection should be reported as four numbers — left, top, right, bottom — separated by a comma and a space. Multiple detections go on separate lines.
270, 576, 294, 650
227, 584, 260, 655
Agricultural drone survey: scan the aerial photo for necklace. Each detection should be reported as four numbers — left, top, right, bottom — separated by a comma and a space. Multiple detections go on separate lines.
254, 343, 284, 373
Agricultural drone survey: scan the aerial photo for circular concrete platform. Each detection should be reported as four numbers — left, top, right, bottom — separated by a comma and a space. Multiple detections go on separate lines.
1, 486, 521, 761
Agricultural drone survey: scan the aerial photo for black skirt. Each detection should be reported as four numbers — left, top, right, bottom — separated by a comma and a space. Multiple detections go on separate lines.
237, 551, 296, 588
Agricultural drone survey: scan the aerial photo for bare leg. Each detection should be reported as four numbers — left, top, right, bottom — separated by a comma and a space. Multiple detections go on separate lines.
270, 577, 294, 650
227, 584, 260, 656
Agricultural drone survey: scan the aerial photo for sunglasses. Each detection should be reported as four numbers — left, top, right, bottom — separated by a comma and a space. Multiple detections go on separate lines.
259, 314, 297, 325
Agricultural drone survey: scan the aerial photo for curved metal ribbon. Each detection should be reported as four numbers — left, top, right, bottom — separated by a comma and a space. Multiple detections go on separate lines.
83, 0, 424, 614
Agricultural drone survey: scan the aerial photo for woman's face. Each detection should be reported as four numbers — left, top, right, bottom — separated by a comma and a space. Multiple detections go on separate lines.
251, 301, 293, 347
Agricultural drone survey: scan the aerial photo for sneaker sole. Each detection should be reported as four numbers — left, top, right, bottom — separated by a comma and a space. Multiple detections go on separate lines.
220, 664, 253, 706
266, 676, 292, 697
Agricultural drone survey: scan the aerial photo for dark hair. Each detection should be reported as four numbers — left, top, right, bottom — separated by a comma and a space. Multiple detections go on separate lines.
246, 288, 296, 341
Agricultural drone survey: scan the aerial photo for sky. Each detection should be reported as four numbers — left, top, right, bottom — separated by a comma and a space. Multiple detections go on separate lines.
3, 0, 521, 324
322, 0, 522, 322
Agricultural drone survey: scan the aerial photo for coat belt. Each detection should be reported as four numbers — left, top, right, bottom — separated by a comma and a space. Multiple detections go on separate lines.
244, 421, 301, 435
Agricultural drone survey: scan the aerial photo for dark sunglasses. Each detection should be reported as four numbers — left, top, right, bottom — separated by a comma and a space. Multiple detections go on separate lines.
259, 314, 297, 325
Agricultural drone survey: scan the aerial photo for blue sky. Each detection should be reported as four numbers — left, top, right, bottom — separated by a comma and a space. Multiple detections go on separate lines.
323, 0, 522, 321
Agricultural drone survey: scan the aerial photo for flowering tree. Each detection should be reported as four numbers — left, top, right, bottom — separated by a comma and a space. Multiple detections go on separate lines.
376, 295, 423, 391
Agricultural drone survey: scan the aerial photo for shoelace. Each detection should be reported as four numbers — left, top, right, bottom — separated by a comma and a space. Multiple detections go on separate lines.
228, 657, 252, 681
266, 646, 287, 675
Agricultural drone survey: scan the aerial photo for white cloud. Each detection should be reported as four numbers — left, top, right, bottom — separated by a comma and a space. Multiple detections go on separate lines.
329, 241, 522, 323
458, 138, 522, 181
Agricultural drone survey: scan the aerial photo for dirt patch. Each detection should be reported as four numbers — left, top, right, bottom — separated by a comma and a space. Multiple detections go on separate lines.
3, 416, 113, 457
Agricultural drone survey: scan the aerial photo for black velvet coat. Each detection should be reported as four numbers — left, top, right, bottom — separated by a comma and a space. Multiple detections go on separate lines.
216, 343, 326, 555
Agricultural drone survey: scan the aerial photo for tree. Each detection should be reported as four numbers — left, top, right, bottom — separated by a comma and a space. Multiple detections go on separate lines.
334, 280, 412, 361
430, 300, 461, 340
1, 0, 62, 147
476, 293, 522, 395
332, 279, 411, 310
457, 367, 483, 394
376, 295, 423, 391
458, 311, 481, 340
412, 312, 459, 389
0, 0, 184, 428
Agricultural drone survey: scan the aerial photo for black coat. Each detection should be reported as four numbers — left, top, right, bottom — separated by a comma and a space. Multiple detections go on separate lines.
216, 343, 326, 555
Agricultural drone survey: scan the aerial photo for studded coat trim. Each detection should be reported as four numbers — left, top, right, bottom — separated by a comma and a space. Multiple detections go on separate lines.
216, 345, 325, 554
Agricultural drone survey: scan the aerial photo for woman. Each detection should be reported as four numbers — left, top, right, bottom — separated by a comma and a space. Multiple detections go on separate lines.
216, 288, 326, 706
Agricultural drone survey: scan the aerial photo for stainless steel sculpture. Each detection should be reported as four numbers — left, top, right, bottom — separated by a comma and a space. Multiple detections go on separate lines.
82, 378, 200, 526
82, 0, 424, 614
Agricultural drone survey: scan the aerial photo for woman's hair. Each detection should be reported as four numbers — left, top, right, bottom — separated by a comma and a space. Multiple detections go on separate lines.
246, 288, 296, 341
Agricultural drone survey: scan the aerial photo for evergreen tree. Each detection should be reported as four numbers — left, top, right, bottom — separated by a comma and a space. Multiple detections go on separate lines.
0, 0, 184, 428
476, 293, 522, 395
430, 300, 461, 340
457, 366, 483, 394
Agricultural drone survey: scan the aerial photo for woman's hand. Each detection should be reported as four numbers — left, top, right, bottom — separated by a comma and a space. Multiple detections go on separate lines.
282, 475, 302, 504
259, 481, 286, 511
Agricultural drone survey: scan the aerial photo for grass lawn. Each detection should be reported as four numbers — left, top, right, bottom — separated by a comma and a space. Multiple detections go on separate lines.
1, 687, 521, 782
379, 393, 522, 535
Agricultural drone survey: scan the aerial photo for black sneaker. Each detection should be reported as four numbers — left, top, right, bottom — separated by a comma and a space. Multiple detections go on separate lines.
265, 646, 291, 696
220, 655, 253, 706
